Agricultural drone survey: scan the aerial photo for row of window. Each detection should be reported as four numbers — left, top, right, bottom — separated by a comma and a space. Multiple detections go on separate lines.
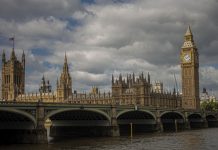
4, 75, 22, 85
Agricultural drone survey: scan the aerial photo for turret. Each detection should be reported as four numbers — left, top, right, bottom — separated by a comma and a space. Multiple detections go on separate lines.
132, 72, 135, 83
119, 74, 122, 83
39, 75, 52, 93
129, 74, 132, 85
47, 80, 51, 92
173, 87, 176, 95
127, 74, 129, 84
2, 50, 5, 63
182, 25, 196, 49
185, 25, 193, 41
1, 47, 25, 100
112, 74, 114, 84
22, 50, 25, 66
63, 52, 69, 73
148, 72, 150, 83
10, 49, 16, 61
56, 77, 59, 88
39, 75, 46, 93
42, 75, 45, 85
57, 53, 72, 101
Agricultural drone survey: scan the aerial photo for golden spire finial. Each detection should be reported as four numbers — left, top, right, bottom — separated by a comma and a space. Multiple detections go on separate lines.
185, 25, 192, 36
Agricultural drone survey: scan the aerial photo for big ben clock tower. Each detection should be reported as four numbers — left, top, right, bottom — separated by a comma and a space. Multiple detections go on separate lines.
181, 26, 200, 110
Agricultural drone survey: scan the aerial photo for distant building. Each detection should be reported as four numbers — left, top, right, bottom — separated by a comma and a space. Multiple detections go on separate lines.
1, 26, 201, 110
112, 73, 180, 107
39, 75, 52, 93
180, 26, 200, 109
153, 81, 163, 93
200, 88, 216, 103
90, 86, 99, 95
1, 49, 25, 100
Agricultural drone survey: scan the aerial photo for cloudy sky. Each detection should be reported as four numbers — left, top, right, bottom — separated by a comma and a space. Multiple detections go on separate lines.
0, 0, 218, 97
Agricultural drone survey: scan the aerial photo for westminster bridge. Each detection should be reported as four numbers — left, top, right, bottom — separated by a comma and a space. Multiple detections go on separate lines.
0, 101, 218, 143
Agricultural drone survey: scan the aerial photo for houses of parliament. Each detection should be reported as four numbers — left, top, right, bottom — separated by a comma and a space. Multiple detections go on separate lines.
0, 26, 200, 110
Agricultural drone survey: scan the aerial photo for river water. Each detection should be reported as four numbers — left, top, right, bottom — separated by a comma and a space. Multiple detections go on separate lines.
1, 128, 218, 150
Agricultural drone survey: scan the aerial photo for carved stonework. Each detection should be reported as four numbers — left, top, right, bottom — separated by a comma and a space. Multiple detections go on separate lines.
1, 49, 25, 101
181, 26, 200, 110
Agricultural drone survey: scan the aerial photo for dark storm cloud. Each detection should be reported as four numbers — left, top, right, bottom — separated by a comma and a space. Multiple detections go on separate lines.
0, 0, 85, 21
79, 0, 218, 66
0, 0, 218, 97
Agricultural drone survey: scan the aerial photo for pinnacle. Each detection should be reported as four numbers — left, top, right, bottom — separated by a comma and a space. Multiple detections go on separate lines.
10, 48, 16, 60
65, 51, 67, 63
63, 53, 69, 74
185, 25, 192, 36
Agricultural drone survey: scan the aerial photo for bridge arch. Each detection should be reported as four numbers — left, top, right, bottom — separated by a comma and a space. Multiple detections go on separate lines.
117, 110, 156, 134
46, 108, 111, 122
160, 111, 185, 120
188, 113, 204, 129
45, 108, 112, 137
188, 113, 203, 120
206, 114, 218, 127
206, 114, 217, 120
188, 112, 202, 118
0, 108, 37, 143
0, 107, 37, 128
160, 111, 185, 131
117, 110, 156, 120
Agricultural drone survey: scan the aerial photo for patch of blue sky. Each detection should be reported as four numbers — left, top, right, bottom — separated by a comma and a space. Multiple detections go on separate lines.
81, 0, 96, 5
58, 16, 82, 31
26, 67, 36, 74
27, 61, 55, 73
65, 17, 82, 31
31, 47, 52, 56
81, 0, 132, 4
0, 35, 12, 47
202, 64, 218, 69
42, 61, 54, 68
112, 0, 132, 3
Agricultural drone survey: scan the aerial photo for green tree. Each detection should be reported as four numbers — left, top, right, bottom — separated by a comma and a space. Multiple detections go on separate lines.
201, 101, 218, 111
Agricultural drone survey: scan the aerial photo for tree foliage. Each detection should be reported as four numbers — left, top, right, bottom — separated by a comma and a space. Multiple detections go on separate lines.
201, 101, 218, 111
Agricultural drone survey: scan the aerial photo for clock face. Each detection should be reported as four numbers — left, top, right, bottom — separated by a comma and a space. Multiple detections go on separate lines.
183, 53, 191, 62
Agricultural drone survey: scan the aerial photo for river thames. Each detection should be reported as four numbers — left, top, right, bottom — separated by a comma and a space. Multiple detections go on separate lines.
1, 128, 218, 150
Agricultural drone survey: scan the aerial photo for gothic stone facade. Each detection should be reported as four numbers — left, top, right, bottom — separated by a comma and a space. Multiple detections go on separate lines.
1, 49, 25, 100
1, 26, 200, 110
180, 26, 200, 110
112, 73, 181, 108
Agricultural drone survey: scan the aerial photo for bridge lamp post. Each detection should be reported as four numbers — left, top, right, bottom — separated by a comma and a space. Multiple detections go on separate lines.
130, 122, 133, 138
44, 118, 52, 142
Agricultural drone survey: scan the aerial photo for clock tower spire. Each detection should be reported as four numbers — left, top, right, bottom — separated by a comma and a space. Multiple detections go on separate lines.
181, 26, 200, 110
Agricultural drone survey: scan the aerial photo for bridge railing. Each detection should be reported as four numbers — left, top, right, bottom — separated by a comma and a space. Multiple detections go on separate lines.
0, 94, 182, 109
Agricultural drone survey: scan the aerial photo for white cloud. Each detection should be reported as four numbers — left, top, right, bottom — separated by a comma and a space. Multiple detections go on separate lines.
0, 0, 84, 21
0, 0, 218, 98
17, 17, 68, 39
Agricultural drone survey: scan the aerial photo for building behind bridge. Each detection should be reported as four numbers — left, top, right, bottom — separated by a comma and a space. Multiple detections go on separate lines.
1, 26, 201, 110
